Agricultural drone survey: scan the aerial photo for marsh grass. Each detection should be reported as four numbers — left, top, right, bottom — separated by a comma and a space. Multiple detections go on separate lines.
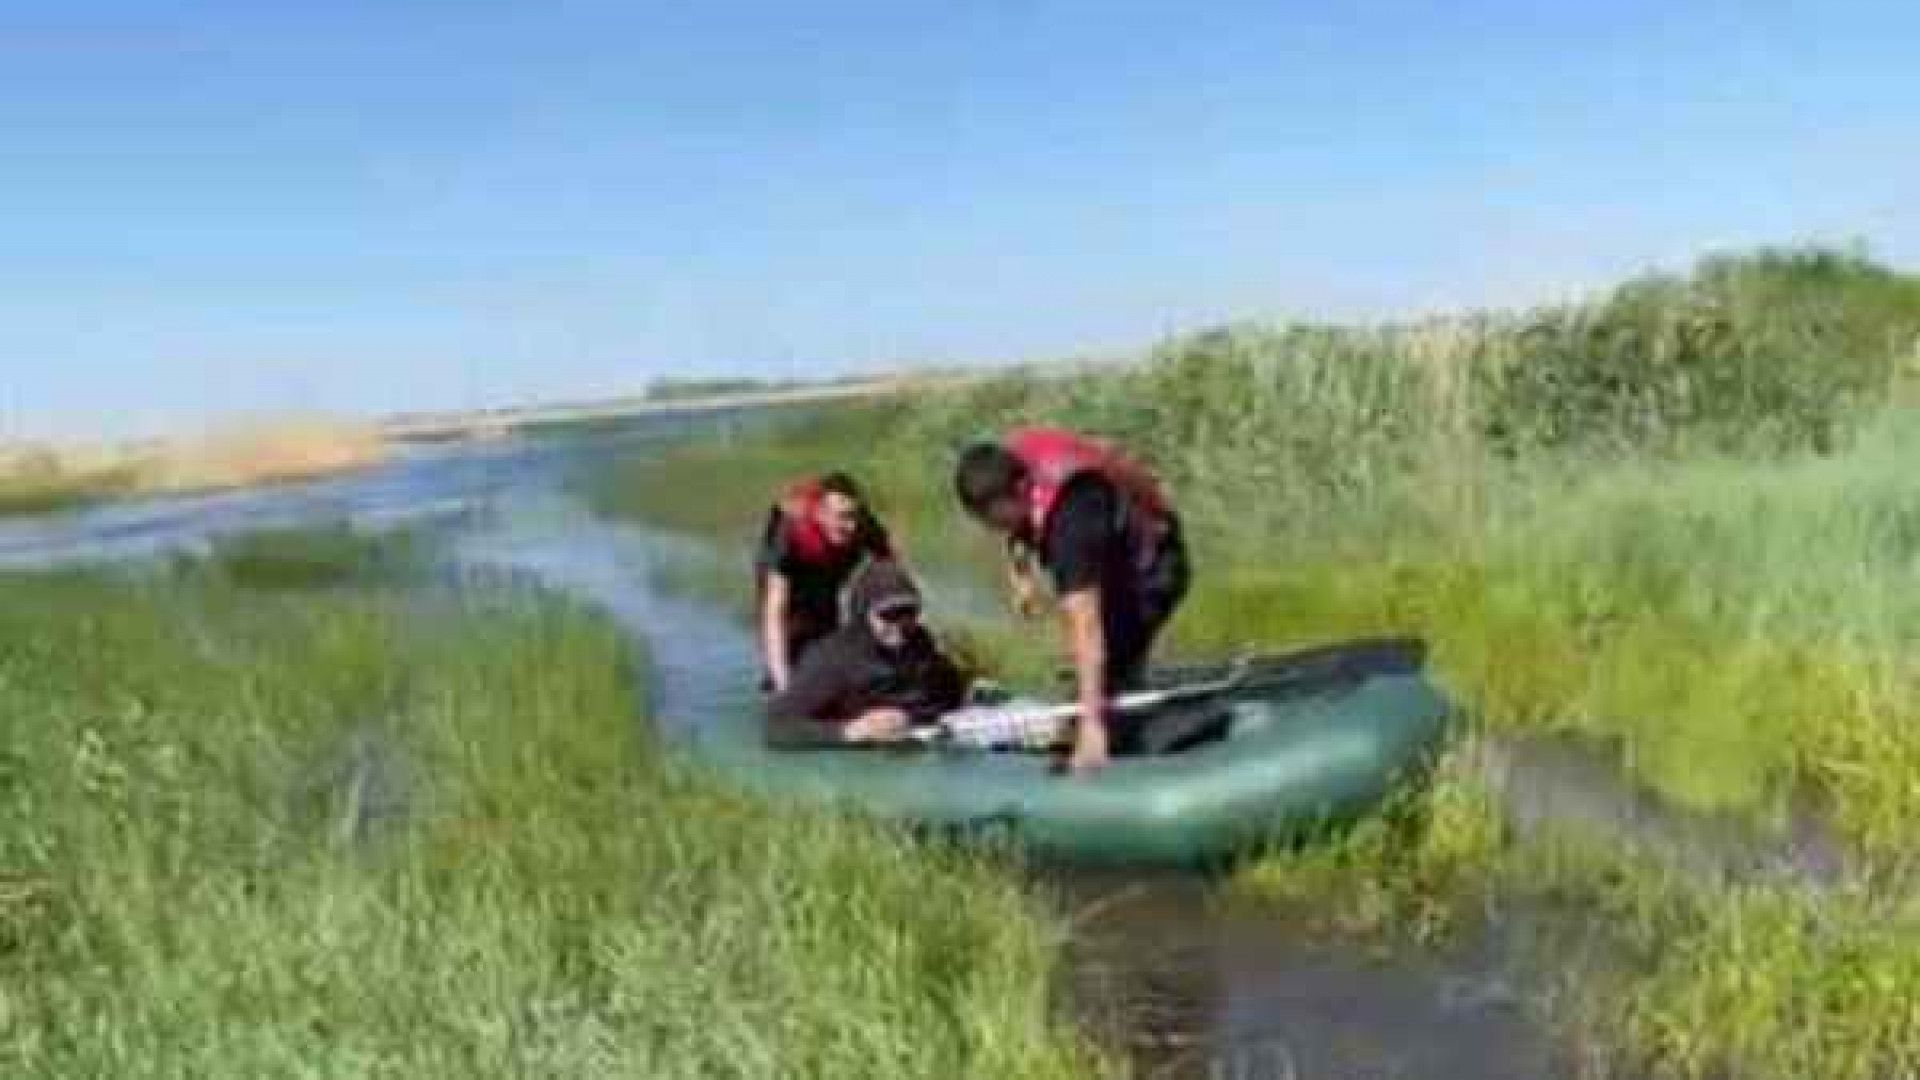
0, 560, 1107, 1078
1232, 743, 1920, 1080
600, 398, 1920, 841
602, 249, 1920, 846
0, 418, 387, 519
187, 521, 435, 590
1496, 829, 1920, 1080
592, 245, 1920, 1079
1226, 745, 1507, 948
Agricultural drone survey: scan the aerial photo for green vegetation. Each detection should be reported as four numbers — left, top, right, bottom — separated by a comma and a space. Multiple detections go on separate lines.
1227, 745, 1507, 948
603, 245, 1920, 842
594, 246, 1920, 1079
642, 373, 881, 403
187, 521, 434, 590
0, 553, 1105, 1078
1240, 746, 1920, 1080
645, 375, 798, 401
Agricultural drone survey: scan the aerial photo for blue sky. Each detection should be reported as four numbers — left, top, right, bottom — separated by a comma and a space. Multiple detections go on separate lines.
4, 2, 1916, 439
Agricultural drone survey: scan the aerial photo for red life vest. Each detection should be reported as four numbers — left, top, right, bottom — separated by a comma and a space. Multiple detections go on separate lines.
775, 478, 836, 565
1006, 427, 1172, 550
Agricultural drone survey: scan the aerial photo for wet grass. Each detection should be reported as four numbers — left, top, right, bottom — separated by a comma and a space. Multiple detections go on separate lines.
188, 521, 435, 590
1178, 410, 1920, 848
611, 406, 1920, 1076
1234, 742, 1920, 1079
1227, 746, 1508, 948
0, 558, 1107, 1078
1175, 421, 1920, 1079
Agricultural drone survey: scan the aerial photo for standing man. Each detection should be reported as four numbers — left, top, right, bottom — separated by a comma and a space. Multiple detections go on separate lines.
952, 427, 1190, 773
755, 471, 895, 693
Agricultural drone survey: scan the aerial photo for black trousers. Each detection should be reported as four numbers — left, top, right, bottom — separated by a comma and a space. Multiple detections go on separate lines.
1103, 518, 1193, 756
1104, 514, 1192, 693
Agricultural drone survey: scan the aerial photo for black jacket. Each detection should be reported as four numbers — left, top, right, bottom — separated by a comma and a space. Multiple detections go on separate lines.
764, 622, 967, 747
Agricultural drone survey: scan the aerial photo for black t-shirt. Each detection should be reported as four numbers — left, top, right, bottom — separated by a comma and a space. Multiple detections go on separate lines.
1033, 472, 1127, 596
756, 507, 893, 634
1031, 471, 1192, 690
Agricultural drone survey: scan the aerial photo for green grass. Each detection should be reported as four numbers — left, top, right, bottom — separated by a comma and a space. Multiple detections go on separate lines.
0, 561, 1107, 1078
595, 394, 1920, 844
584, 245, 1920, 1079
602, 413, 1920, 1077
1609, 875, 1920, 1080
596, 250, 1920, 848
1230, 741, 1920, 1080
1225, 744, 1507, 948
187, 520, 435, 590
1170, 410, 1920, 846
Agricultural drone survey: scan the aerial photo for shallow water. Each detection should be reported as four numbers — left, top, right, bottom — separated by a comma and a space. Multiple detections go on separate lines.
0, 418, 1844, 1079
1055, 870, 1573, 1080
1471, 731, 1844, 895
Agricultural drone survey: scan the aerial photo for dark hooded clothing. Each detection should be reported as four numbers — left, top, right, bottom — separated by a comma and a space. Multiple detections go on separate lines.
764, 562, 968, 748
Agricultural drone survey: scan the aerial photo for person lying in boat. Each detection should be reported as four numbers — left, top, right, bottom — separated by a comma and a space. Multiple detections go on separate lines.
764, 560, 969, 747
754, 471, 896, 693
953, 427, 1191, 774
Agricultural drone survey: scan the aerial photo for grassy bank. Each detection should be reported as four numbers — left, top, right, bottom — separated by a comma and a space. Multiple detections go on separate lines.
600, 247, 1920, 846
1233, 740, 1920, 1079
591, 246, 1920, 1078
598, 393, 1920, 843
0, 555, 1105, 1077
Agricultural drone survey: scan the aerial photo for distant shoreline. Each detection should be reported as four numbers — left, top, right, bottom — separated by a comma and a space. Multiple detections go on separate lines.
0, 374, 980, 517
376, 374, 961, 444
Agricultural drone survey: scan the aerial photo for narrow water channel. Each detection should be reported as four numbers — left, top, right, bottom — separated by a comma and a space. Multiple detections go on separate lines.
448, 493, 1581, 1079
1, 424, 1846, 1079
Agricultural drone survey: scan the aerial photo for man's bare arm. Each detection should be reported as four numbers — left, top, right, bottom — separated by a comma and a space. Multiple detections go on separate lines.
1058, 588, 1111, 773
761, 572, 794, 692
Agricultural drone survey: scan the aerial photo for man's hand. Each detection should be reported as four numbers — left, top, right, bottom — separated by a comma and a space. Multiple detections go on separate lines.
1011, 576, 1047, 620
844, 707, 911, 743
1068, 712, 1111, 774
1006, 557, 1052, 618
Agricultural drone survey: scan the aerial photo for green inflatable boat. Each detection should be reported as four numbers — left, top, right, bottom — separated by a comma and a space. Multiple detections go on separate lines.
676, 637, 1456, 868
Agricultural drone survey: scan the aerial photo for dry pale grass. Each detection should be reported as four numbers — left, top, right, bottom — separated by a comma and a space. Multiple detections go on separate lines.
1, 416, 388, 513
133, 415, 387, 491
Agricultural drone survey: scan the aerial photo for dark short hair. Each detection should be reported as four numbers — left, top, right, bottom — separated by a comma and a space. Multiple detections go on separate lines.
953, 442, 1027, 517
817, 471, 866, 503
